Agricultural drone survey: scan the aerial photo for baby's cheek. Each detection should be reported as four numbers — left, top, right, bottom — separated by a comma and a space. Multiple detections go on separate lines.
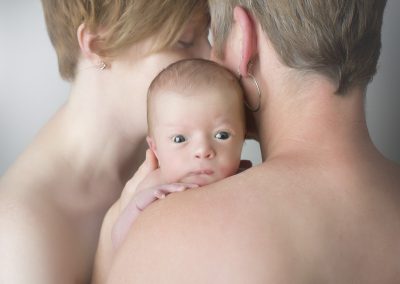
162, 171, 181, 184
161, 163, 188, 184
220, 159, 241, 178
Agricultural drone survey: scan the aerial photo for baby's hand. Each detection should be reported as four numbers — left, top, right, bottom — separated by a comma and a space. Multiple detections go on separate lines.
111, 182, 198, 249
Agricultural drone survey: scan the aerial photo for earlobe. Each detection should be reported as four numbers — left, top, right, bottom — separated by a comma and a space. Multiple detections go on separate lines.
233, 6, 257, 76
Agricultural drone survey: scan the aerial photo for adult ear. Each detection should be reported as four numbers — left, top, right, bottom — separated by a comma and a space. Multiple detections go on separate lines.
77, 23, 103, 65
146, 136, 159, 160
233, 6, 257, 77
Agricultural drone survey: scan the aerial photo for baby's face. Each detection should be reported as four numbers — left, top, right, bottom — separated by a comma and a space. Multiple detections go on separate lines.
148, 85, 245, 186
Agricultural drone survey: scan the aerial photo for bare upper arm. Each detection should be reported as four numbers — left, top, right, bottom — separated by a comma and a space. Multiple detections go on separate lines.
0, 194, 87, 284
0, 196, 57, 283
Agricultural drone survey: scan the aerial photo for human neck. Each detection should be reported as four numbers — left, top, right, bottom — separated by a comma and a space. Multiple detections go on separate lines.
256, 82, 377, 164
53, 69, 148, 189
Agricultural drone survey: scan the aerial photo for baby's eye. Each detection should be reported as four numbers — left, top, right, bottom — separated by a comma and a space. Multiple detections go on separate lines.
215, 131, 231, 140
172, 135, 186, 143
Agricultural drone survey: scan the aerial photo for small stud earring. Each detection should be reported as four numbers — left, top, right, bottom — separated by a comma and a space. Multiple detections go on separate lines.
98, 61, 107, 70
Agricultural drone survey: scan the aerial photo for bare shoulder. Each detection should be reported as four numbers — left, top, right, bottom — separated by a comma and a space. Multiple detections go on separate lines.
107, 169, 281, 283
107, 161, 400, 283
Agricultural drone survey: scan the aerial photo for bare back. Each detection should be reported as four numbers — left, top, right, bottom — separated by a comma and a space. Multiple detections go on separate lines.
108, 152, 400, 283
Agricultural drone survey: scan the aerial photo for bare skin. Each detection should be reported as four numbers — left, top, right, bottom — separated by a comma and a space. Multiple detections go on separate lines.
0, 81, 148, 283
0, 12, 210, 283
103, 7, 400, 284
108, 154, 400, 283
105, 80, 400, 283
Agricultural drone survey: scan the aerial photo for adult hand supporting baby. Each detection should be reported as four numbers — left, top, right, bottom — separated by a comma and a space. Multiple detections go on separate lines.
92, 149, 198, 283
112, 152, 251, 250
112, 181, 199, 250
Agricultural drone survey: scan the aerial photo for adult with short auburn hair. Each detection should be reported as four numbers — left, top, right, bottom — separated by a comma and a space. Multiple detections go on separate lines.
0, 0, 210, 282
105, 0, 400, 283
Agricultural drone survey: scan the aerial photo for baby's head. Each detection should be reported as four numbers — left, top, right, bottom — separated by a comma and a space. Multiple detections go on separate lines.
147, 59, 245, 186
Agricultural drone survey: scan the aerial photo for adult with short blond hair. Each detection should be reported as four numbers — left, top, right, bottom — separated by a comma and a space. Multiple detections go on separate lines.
103, 0, 400, 283
0, 0, 210, 282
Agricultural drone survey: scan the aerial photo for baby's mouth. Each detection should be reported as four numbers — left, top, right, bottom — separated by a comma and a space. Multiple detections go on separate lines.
180, 169, 217, 187
189, 169, 214, 176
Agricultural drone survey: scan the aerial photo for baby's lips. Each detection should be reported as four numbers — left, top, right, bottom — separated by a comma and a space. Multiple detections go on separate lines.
190, 169, 214, 175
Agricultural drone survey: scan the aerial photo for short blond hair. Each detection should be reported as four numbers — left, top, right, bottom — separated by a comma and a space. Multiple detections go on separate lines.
147, 59, 245, 135
41, 0, 208, 81
209, 0, 387, 94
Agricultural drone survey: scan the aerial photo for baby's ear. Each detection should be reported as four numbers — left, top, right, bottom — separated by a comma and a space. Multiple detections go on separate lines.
146, 136, 158, 159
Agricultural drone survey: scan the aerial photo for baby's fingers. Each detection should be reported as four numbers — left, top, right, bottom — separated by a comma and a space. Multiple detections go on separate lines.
153, 183, 199, 199
112, 183, 198, 249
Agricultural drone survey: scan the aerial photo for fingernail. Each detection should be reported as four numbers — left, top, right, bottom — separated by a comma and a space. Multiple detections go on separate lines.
155, 192, 166, 199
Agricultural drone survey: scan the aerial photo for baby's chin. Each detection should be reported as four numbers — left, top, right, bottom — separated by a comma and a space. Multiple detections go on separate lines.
178, 174, 222, 187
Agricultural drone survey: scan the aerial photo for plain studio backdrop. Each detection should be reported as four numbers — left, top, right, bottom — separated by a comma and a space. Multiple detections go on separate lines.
0, 1, 399, 176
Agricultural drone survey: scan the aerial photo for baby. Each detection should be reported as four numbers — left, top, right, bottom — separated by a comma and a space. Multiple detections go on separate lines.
146, 58, 246, 186
112, 59, 246, 248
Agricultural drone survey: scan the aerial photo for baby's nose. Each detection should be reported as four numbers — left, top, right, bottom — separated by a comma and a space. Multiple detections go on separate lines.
195, 144, 215, 159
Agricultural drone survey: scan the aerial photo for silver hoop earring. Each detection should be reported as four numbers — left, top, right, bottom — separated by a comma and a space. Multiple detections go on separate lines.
241, 72, 261, 112
98, 61, 107, 71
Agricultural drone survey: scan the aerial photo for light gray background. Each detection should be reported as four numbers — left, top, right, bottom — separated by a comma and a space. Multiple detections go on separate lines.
0, 1, 399, 175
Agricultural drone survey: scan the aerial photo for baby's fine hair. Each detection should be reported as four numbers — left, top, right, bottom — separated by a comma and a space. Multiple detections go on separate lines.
147, 59, 244, 134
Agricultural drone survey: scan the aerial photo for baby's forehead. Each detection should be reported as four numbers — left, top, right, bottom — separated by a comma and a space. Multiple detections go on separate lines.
147, 59, 245, 133
151, 91, 244, 132
151, 95, 241, 130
